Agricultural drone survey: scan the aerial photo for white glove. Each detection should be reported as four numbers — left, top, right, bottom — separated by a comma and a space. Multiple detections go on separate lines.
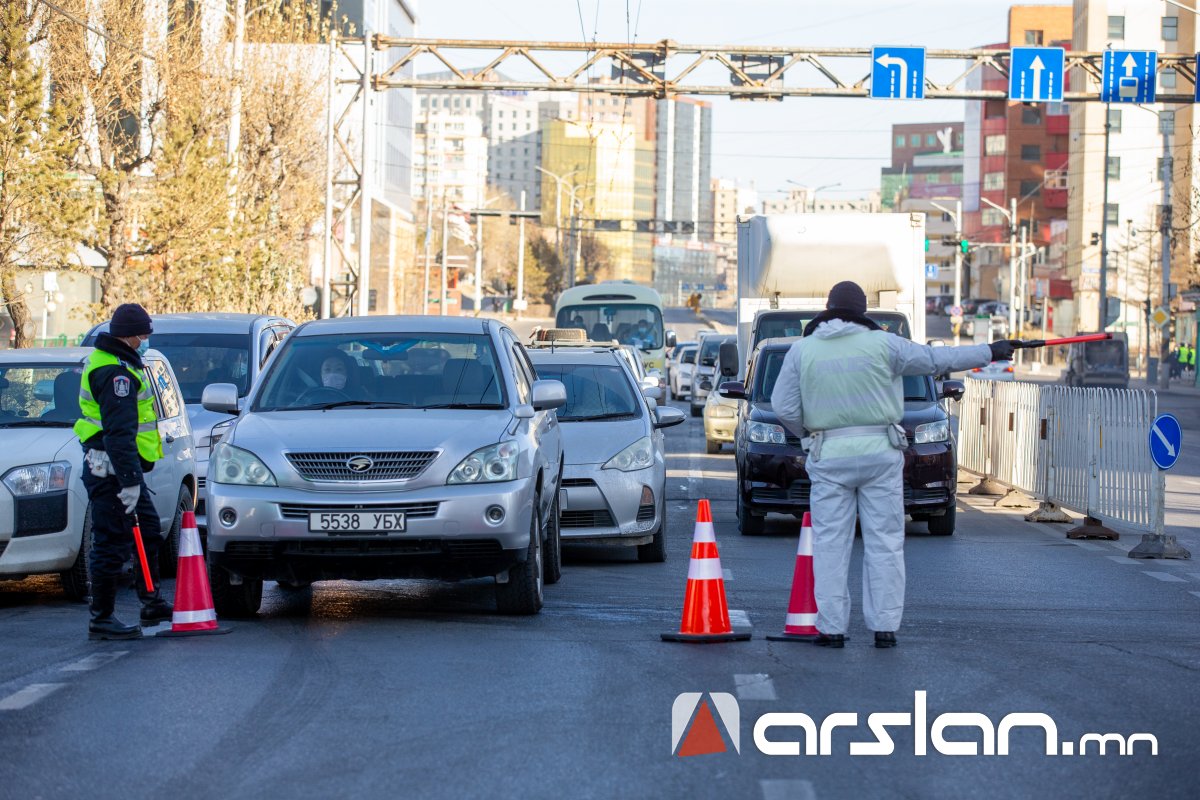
117, 484, 140, 515
85, 449, 113, 478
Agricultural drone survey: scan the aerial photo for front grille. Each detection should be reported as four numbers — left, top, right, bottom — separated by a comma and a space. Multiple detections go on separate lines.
278, 502, 440, 520
444, 540, 504, 559
752, 483, 811, 505
224, 541, 276, 560
905, 487, 950, 504
561, 509, 616, 529
197, 477, 207, 492
224, 537, 503, 560
560, 478, 598, 488
286, 451, 437, 482
14, 493, 69, 537
784, 432, 804, 447
636, 503, 656, 523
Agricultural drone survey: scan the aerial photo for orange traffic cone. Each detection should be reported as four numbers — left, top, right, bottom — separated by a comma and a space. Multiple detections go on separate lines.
157, 511, 231, 637
662, 499, 751, 643
767, 512, 819, 642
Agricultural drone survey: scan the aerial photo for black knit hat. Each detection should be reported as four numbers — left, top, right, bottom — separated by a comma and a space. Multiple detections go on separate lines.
826, 281, 868, 315
110, 303, 153, 337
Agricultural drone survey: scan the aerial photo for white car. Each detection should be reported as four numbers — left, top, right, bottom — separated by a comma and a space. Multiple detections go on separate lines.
967, 360, 1015, 381
669, 343, 697, 400
703, 389, 738, 454
617, 345, 664, 406
0, 348, 198, 598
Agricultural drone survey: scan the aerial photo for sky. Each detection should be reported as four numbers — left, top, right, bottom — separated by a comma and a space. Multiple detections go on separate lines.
411, 0, 1038, 200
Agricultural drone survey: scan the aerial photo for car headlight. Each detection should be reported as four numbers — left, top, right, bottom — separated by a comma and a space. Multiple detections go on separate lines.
603, 436, 655, 472
747, 421, 786, 444
448, 441, 519, 484
211, 443, 277, 486
708, 403, 737, 418
202, 419, 235, 449
2, 462, 70, 496
913, 419, 949, 444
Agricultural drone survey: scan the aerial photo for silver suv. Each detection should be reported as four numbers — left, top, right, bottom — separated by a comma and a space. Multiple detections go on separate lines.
202, 316, 565, 616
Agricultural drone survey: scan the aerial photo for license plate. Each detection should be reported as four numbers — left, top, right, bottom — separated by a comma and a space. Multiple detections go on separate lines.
308, 512, 406, 534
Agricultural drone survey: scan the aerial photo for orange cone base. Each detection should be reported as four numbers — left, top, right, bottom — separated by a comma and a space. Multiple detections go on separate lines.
155, 625, 233, 638
661, 629, 752, 643
765, 631, 819, 642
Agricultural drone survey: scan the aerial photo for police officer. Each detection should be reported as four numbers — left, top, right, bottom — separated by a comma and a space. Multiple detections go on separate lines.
75, 303, 170, 640
771, 281, 1015, 648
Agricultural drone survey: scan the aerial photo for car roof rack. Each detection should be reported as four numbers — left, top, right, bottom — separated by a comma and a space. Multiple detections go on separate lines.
527, 327, 621, 350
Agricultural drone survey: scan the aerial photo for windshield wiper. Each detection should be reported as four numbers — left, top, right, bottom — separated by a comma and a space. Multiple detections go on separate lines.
294, 400, 413, 411
0, 419, 74, 427
562, 411, 638, 422
422, 403, 505, 410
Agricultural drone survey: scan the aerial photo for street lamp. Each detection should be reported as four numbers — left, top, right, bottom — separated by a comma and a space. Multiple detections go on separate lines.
469, 194, 504, 315
929, 198, 964, 326
981, 196, 1019, 336
810, 182, 841, 213
535, 166, 580, 259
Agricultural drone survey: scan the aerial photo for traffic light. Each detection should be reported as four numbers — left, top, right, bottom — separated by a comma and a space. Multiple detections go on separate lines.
959, 239, 969, 254
1090, 232, 1101, 246
925, 239, 931, 252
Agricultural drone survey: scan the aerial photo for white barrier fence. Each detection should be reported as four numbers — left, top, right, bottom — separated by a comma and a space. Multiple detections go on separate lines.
956, 379, 1163, 535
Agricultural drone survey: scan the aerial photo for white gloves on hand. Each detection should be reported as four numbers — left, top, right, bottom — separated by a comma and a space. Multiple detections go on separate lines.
117, 484, 140, 515
85, 449, 113, 478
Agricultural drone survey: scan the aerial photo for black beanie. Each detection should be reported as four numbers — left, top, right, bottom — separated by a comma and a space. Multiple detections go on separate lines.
110, 303, 153, 337
826, 281, 868, 315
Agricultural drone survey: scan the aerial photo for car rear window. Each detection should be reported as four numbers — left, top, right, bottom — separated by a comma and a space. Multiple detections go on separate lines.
754, 351, 931, 402
1084, 341, 1126, 368
149, 333, 251, 403
528, 362, 641, 422
255, 333, 506, 411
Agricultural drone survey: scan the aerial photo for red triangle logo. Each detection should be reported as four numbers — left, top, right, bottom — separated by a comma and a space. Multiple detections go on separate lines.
676, 699, 728, 757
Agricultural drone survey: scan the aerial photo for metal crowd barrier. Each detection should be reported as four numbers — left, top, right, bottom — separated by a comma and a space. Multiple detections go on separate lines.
955, 378, 1165, 541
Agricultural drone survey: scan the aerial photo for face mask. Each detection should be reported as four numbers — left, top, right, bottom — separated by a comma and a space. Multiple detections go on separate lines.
136, 338, 150, 356
323, 372, 347, 390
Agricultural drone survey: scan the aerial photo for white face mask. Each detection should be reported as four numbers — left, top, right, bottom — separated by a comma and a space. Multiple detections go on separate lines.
322, 371, 347, 390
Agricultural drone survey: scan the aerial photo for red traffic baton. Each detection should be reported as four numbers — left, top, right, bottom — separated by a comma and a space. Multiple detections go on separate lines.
1013, 332, 1113, 349
130, 513, 154, 594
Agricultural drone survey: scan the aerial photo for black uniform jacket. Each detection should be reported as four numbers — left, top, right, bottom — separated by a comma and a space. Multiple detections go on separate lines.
80, 333, 156, 489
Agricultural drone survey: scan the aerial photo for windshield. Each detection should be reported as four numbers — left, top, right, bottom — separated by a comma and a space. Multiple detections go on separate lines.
698, 337, 733, 367
255, 333, 505, 412
1084, 340, 1127, 369
754, 352, 931, 402
755, 311, 912, 343
556, 304, 664, 350
0, 363, 83, 426
530, 362, 642, 422
681, 348, 696, 365
149, 333, 251, 403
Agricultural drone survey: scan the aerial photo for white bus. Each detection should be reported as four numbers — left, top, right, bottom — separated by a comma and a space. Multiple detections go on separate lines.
554, 281, 676, 371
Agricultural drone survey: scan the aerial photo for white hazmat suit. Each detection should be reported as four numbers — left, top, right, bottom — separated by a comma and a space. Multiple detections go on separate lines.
770, 319, 993, 635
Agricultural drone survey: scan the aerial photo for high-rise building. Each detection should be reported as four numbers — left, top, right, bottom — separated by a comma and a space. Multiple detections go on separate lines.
881, 122, 964, 211
412, 113, 489, 207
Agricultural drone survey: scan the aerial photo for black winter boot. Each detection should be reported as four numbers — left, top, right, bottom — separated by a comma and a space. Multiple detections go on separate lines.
874, 632, 898, 648
813, 633, 845, 648
136, 553, 173, 625
89, 577, 142, 640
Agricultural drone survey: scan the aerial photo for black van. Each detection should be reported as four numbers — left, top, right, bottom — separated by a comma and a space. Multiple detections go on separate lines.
1064, 332, 1129, 389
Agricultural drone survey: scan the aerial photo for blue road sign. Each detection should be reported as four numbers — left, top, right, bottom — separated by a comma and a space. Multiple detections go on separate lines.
1101, 50, 1157, 103
1149, 413, 1182, 470
1009, 47, 1064, 102
925, 264, 939, 279
871, 46, 926, 99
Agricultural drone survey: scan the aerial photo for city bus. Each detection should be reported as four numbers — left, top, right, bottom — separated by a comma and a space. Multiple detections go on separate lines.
554, 281, 676, 371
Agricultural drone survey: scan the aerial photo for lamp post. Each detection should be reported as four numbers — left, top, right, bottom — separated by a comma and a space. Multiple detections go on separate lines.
930, 198, 964, 334
981, 196, 1018, 337
535, 166, 580, 262
810, 182, 841, 213
469, 194, 504, 315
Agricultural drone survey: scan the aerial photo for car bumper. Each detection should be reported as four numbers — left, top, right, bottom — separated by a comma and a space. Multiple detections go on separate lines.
557, 464, 659, 545
205, 479, 539, 582
0, 486, 86, 577
704, 413, 737, 442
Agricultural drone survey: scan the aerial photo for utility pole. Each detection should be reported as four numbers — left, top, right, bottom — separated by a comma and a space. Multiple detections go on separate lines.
227, 0, 246, 222
953, 198, 962, 314
568, 201, 583, 289
320, 29, 336, 319
356, 36, 373, 317
1099, 102, 1112, 332
421, 106, 434, 316
1016, 221, 1027, 366
439, 191, 450, 316
1158, 109, 1174, 390
473, 212, 484, 315
515, 190, 527, 319
1007, 198, 1017, 338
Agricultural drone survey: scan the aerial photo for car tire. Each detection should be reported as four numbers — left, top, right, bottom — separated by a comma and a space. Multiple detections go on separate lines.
927, 505, 956, 536
705, 438, 721, 454
495, 506, 544, 615
542, 489, 562, 586
690, 403, 702, 418
737, 492, 765, 536
159, 486, 193, 578
637, 496, 667, 563
60, 504, 92, 603
208, 560, 263, 617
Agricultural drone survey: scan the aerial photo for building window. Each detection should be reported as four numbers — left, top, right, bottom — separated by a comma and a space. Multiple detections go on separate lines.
984, 134, 1007, 155
1021, 106, 1042, 125
1107, 108, 1122, 133
1019, 179, 1041, 197
982, 208, 1006, 227
925, 134, 936, 146
1108, 15, 1125, 39
910, 134, 922, 146
1020, 144, 1041, 161
895, 134, 905, 146
1024, 30, 1043, 45
1158, 157, 1169, 180
1105, 203, 1120, 226
1107, 156, 1121, 180
1160, 69, 1177, 89
985, 100, 1006, 119
1163, 16, 1179, 41
983, 172, 1005, 191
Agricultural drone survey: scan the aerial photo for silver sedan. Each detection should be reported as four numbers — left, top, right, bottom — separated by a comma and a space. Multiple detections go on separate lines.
528, 346, 684, 562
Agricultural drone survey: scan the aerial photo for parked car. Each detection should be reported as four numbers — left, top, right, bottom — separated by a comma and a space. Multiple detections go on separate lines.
962, 303, 1010, 338
202, 316, 565, 617
721, 338, 965, 536
84, 313, 295, 532
703, 387, 738, 454
667, 342, 697, 400
967, 360, 1015, 382
617, 344, 665, 406
691, 333, 737, 417
0, 347, 197, 596
527, 345, 684, 562
1064, 332, 1129, 389
926, 294, 954, 314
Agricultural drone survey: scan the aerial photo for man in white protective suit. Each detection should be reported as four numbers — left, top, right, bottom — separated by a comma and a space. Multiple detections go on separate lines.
771, 281, 1018, 648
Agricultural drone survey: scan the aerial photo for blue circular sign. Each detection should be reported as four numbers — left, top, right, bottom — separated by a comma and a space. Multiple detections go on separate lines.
1148, 413, 1182, 470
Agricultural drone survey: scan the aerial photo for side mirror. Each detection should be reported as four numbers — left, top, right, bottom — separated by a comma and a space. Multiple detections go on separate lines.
665, 329, 677, 349
201, 383, 240, 415
718, 341, 739, 377
718, 381, 746, 400
939, 379, 966, 402
654, 406, 686, 429
530, 379, 567, 411
642, 385, 663, 400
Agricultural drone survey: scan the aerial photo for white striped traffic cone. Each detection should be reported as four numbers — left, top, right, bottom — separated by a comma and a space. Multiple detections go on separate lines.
662, 499, 751, 643
157, 511, 231, 637
766, 512, 819, 642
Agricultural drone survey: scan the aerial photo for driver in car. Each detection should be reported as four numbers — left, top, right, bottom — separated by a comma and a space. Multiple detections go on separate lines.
630, 319, 655, 349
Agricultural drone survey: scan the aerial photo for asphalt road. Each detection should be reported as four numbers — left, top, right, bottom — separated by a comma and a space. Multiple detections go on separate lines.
1, 312, 1197, 799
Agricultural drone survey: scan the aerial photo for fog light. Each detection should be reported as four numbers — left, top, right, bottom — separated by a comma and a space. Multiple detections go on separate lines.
219, 507, 237, 527
485, 505, 505, 524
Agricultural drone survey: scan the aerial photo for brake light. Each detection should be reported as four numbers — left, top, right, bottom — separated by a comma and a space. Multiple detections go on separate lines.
1004, 366, 1014, 373
972, 368, 982, 372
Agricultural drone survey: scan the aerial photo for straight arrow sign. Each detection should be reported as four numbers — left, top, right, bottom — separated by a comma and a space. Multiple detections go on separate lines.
1028, 55, 1044, 102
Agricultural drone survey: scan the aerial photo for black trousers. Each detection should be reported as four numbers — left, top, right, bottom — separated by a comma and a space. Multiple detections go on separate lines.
81, 471, 163, 582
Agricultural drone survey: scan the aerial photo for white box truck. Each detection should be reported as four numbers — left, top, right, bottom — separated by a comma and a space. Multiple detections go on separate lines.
733, 213, 928, 376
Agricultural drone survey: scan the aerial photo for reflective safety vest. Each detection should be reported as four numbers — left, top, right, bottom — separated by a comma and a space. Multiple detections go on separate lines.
73, 350, 163, 463
1180, 347, 1190, 364
1189, 346, 1196, 366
